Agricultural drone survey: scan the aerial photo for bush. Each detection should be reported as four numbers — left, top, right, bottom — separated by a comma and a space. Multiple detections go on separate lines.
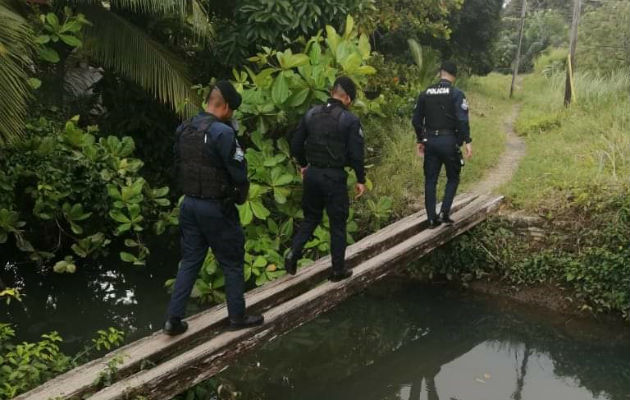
0, 116, 178, 269
165, 17, 392, 302
0, 323, 124, 399
421, 186, 630, 319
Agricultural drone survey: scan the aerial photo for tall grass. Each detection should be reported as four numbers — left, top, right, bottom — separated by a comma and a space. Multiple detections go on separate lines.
503, 67, 630, 209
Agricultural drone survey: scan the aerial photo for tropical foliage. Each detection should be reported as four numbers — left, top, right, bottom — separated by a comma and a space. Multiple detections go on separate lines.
0, 115, 177, 267
0, 0, 211, 143
0, 322, 124, 399
169, 16, 391, 302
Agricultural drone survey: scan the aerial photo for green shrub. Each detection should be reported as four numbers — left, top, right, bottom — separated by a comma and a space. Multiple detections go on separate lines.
0, 116, 178, 268
419, 186, 630, 319
165, 17, 392, 301
0, 324, 124, 399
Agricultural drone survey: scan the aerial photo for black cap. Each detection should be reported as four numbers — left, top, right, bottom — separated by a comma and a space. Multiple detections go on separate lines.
214, 80, 242, 110
333, 76, 357, 102
440, 60, 457, 77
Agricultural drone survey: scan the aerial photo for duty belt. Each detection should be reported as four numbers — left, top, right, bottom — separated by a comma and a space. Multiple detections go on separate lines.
426, 129, 455, 136
309, 163, 343, 169
185, 194, 228, 200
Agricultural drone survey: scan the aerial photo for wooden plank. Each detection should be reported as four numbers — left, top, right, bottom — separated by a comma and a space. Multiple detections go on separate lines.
16, 194, 477, 400
89, 195, 503, 400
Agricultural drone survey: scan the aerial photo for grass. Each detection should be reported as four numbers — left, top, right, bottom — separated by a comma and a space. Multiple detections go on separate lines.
502, 68, 630, 210
364, 73, 514, 217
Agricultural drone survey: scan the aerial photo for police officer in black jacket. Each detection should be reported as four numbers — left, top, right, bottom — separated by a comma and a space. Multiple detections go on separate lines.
285, 76, 366, 281
412, 61, 472, 228
164, 81, 263, 336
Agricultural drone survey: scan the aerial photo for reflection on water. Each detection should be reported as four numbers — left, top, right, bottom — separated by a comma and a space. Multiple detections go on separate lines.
0, 235, 190, 353
217, 278, 630, 400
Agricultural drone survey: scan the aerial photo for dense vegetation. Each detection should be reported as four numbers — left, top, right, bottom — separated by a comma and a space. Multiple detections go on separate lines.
0, 0, 628, 398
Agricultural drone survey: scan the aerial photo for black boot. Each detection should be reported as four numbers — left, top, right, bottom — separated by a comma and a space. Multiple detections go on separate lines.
229, 314, 264, 330
439, 211, 454, 225
427, 218, 442, 229
163, 317, 188, 336
329, 268, 353, 282
284, 249, 298, 275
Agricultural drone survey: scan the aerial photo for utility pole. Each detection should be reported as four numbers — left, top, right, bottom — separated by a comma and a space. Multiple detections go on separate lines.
509, 0, 527, 98
564, 0, 582, 106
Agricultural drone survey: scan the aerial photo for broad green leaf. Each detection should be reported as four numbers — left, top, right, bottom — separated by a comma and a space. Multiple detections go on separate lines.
358, 34, 371, 59
46, 13, 60, 30
357, 65, 377, 75
60, 20, 83, 33
287, 87, 310, 107
273, 187, 290, 204
342, 52, 362, 73
109, 209, 130, 224
27, 78, 42, 89
53, 260, 67, 273
120, 251, 136, 263
250, 201, 271, 220
107, 185, 122, 200
253, 256, 267, 268
244, 266, 252, 281
309, 42, 321, 64
237, 203, 253, 226
325, 25, 339, 55
343, 15, 354, 39
115, 223, 131, 235
285, 53, 310, 69
38, 47, 60, 63
271, 73, 290, 105
59, 34, 81, 47
70, 222, 83, 235
35, 35, 50, 44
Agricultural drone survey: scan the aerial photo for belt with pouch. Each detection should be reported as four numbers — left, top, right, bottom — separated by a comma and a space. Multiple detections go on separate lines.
426, 129, 455, 136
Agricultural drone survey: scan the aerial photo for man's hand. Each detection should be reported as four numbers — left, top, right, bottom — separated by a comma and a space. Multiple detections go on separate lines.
299, 166, 308, 179
416, 143, 425, 157
355, 183, 366, 199
464, 143, 472, 159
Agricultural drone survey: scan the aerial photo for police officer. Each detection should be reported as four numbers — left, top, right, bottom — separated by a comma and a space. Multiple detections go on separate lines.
164, 80, 263, 336
285, 76, 366, 281
412, 61, 472, 228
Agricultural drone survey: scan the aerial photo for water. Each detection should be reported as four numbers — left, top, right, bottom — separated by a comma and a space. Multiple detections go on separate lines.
215, 278, 630, 400
0, 234, 197, 353
2, 246, 629, 400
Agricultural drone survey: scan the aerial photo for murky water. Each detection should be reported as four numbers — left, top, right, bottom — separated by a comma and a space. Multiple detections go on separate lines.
0, 235, 197, 353
3, 244, 629, 400
215, 278, 630, 400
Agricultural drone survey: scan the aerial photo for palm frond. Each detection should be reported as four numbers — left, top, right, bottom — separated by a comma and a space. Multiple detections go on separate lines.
75, 0, 213, 40
80, 5, 200, 117
0, 0, 33, 145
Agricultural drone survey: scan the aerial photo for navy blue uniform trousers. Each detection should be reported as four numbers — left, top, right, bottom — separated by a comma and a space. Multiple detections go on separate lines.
291, 167, 349, 271
167, 196, 245, 320
424, 135, 461, 221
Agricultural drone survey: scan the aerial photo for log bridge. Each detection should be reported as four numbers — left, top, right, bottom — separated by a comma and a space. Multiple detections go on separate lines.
18, 193, 502, 400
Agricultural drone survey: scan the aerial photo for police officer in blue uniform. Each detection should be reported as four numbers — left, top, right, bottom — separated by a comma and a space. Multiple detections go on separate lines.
285, 77, 366, 281
164, 81, 263, 336
412, 61, 472, 228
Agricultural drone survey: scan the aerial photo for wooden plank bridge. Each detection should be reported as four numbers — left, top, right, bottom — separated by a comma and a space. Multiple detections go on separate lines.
17, 193, 502, 400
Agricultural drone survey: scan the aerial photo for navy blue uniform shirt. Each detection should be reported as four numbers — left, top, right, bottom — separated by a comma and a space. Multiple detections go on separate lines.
291, 98, 366, 184
412, 79, 471, 145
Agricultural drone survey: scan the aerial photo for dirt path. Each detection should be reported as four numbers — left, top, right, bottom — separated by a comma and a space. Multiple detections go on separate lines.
473, 104, 525, 195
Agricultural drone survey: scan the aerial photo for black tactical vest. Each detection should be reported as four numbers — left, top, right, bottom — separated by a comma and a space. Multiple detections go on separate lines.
423, 82, 457, 131
177, 116, 232, 198
304, 104, 346, 168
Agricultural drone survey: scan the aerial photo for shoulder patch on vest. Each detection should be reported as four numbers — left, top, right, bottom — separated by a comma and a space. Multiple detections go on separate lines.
233, 139, 244, 162
461, 98, 469, 111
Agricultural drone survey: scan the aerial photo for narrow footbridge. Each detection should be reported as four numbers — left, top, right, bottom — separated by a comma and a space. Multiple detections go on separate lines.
18, 194, 502, 400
